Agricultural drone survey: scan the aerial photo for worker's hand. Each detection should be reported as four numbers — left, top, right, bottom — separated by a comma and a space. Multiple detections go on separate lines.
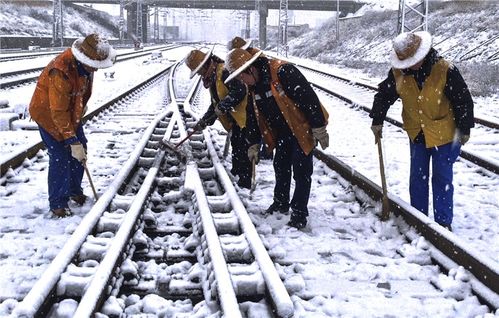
371, 125, 383, 143
215, 104, 231, 117
193, 118, 207, 131
247, 144, 260, 164
312, 126, 329, 150
70, 143, 87, 163
456, 130, 470, 145
459, 134, 470, 145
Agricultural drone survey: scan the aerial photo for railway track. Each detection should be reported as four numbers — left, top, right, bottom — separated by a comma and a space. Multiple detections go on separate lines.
0, 45, 178, 90
1, 46, 497, 316
287, 62, 499, 175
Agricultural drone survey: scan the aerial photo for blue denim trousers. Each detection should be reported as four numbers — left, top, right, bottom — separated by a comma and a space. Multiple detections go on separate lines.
273, 135, 313, 218
409, 140, 461, 225
38, 126, 87, 210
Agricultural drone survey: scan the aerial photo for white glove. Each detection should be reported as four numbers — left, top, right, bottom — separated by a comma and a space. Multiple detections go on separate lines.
312, 126, 329, 150
247, 144, 260, 164
70, 143, 87, 162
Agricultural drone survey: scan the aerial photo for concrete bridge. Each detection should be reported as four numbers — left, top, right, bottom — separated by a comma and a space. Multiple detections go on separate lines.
4, 0, 365, 47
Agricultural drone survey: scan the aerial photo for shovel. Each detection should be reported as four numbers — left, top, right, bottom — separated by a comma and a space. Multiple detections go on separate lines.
375, 134, 390, 221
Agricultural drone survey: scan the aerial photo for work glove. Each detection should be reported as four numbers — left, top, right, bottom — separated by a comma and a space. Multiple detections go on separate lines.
215, 104, 232, 117
312, 126, 329, 150
459, 134, 470, 145
247, 144, 260, 164
371, 125, 383, 143
70, 143, 87, 163
456, 130, 470, 145
193, 118, 207, 131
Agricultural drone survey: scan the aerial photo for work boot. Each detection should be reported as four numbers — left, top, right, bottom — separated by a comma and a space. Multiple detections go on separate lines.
70, 194, 88, 206
287, 213, 307, 229
265, 201, 289, 215
51, 207, 73, 218
441, 224, 453, 232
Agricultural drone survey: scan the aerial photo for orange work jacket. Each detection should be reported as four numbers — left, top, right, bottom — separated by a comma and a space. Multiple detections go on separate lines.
254, 59, 329, 155
29, 49, 92, 141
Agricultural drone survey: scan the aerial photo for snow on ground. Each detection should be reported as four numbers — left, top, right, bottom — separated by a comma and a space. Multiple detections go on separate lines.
0, 44, 497, 315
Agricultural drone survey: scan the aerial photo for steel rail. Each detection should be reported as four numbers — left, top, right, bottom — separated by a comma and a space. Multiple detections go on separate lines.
0, 45, 177, 89
291, 58, 499, 130
13, 109, 172, 317
314, 149, 499, 309
0, 63, 173, 177
309, 80, 499, 175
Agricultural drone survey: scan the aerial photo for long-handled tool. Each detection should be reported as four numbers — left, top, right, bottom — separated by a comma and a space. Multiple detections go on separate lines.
83, 161, 99, 201
222, 129, 232, 159
161, 113, 217, 156
250, 158, 256, 194
375, 134, 390, 221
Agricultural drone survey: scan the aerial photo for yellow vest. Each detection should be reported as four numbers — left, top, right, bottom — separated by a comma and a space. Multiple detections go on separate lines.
214, 64, 248, 130
255, 59, 329, 155
393, 59, 455, 148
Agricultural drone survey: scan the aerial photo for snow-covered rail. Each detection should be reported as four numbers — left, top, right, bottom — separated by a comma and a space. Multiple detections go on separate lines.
293, 65, 499, 175
0, 45, 178, 90
12, 63, 294, 317
0, 60, 173, 177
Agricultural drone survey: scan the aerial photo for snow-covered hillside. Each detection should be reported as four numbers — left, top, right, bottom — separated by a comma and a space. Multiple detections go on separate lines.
289, 1, 499, 96
0, 2, 118, 38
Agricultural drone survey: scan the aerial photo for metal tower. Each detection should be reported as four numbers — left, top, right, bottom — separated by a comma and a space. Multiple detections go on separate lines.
397, 0, 429, 34
52, 0, 64, 47
277, 0, 288, 57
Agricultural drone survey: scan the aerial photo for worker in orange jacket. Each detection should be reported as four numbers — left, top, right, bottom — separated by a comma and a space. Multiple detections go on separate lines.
225, 49, 329, 229
29, 33, 116, 217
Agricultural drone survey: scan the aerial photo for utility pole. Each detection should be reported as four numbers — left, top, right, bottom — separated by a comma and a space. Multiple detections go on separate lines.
153, 7, 159, 42
277, 0, 288, 57
245, 10, 251, 38
136, 0, 143, 43
52, 0, 64, 47
336, 0, 340, 40
119, 0, 125, 44
255, 0, 261, 45
397, 0, 429, 34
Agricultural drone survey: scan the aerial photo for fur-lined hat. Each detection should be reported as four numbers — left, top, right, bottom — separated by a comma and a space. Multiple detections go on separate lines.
224, 48, 263, 84
391, 31, 432, 69
227, 36, 251, 50
71, 33, 116, 69
185, 46, 214, 79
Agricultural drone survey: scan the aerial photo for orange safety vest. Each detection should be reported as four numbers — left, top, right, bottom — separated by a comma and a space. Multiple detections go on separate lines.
29, 49, 92, 141
254, 59, 329, 155
214, 63, 248, 131
393, 59, 455, 148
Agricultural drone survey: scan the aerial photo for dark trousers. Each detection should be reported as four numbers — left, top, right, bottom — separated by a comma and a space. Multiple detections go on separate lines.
273, 135, 313, 218
230, 125, 252, 189
39, 126, 87, 210
409, 141, 461, 226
